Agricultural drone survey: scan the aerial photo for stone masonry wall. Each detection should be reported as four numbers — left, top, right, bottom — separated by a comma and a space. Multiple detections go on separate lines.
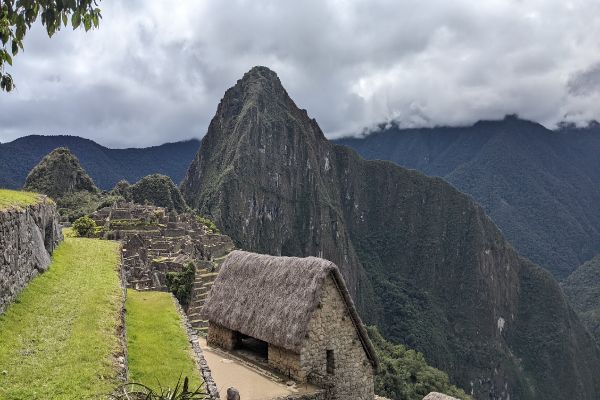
268, 343, 302, 380
300, 275, 375, 400
0, 198, 62, 314
207, 321, 238, 351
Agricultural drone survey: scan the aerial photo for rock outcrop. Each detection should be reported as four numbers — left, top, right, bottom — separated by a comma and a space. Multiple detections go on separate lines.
181, 66, 600, 399
23, 147, 98, 199
0, 196, 62, 314
423, 393, 459, 400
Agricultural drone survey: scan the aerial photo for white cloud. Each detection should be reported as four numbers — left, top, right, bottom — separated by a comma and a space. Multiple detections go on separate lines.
1, 0, 599, 147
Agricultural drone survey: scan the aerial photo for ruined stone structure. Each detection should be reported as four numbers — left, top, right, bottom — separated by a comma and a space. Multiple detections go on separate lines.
91, 201, 234, 333
203, 251, 378, 400
0, 197, 62, 314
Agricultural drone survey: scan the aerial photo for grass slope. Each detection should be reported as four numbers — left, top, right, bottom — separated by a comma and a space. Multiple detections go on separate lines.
126, 290, 202, 391
0, 235, 122, 399
0, 188, 42, 210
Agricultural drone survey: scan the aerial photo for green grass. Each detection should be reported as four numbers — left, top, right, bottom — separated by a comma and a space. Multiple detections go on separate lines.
0, 189, 43, 210
0, 235, 122, 399
126, 290, 203, 391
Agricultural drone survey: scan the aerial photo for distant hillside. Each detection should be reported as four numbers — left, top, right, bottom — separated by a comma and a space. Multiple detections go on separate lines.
563, 256, 600, 344
335, 116, 600, 279
0, 135, 200, 190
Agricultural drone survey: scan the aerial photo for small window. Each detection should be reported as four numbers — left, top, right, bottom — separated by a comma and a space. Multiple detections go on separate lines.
326, 349, 335, 375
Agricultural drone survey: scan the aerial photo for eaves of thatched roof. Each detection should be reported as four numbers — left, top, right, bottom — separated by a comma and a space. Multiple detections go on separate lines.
202, 250, 378, 370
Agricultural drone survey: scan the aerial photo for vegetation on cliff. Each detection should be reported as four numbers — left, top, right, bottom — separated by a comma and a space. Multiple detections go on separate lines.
368, 327, 470, 400
125, 290, 202, 391
563, 256, 600, 344
0, 234, 122, 398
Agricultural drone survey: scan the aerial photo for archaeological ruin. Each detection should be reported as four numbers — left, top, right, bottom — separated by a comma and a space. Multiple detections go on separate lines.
202, 250, 379, 400
91, 201, 235, 334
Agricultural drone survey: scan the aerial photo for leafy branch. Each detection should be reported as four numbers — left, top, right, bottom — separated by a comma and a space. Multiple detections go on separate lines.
0, 0, 102, 91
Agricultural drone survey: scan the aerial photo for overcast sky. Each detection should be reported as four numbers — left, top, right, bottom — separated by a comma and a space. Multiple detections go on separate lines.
1, 0, 599, 148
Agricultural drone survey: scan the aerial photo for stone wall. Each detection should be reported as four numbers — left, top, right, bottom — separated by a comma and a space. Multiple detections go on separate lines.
300, 275, 375, 400
268, 343, 302, 380
0, 198, 62, 314
207, 322, 239, 351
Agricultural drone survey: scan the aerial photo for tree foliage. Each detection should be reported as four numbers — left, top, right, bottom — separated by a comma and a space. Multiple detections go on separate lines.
72, 214, 97, 237
367, 326, 471, 400
1, 0, 102, 91
166, 263, 196, 311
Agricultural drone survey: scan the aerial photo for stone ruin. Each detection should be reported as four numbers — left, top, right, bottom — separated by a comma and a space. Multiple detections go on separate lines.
91, 201, 235, 334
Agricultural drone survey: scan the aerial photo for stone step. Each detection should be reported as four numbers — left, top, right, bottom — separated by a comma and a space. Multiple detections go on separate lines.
195, 326, 208, 336
187, 306, 204, 315
190, 318, 208, 327
198, 272, 219, 279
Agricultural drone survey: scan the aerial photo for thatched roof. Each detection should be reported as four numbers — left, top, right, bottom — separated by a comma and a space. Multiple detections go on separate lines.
202, 250, 378, 369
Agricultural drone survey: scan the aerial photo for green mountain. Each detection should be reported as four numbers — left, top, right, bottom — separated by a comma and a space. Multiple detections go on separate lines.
181, 66, 600, 400
563, 256, 600, 343
24, 147, 98, 199
0, 135, 200, 190
125, 174, 188, 213
335, 118, 600, 280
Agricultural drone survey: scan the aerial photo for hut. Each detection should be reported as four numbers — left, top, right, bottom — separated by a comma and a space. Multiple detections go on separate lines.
202, 250, 378, 400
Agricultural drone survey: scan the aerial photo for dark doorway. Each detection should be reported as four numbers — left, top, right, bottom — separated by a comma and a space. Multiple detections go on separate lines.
238, 333, 268, 360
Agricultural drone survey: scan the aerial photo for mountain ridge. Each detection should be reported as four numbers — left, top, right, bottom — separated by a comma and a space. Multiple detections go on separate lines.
181, 66, 600, 400
335, 116, 600, 279
0, 135, 200, 190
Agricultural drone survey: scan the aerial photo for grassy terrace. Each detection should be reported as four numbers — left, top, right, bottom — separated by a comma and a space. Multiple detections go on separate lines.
126, 290, 203, 391
0, 234, 122, 399
0, 188, 43, 210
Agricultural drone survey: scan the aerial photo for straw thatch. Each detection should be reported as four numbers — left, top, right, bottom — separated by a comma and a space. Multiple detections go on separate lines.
202, 250, 378, 369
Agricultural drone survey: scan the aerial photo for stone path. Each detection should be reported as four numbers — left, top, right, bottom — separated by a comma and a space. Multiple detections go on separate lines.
198, 337, 320, 400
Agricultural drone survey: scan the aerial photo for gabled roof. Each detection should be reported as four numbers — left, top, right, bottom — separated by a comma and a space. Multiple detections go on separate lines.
202, 250, 378, 369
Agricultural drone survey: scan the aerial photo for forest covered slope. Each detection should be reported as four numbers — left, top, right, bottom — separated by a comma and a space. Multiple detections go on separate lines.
335, 118, 600, 279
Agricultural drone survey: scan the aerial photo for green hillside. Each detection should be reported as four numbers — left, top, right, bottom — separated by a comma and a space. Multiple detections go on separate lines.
336, 117, 600, 280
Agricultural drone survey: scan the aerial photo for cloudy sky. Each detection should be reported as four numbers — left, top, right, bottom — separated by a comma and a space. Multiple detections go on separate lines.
1, 0, 600, 148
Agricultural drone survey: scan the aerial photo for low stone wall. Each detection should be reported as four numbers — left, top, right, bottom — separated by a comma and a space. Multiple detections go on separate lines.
208, 322, 239, 351
268, 343, 303, 381
272, 391, 327, 400
0, 198, 62, 314
173, 296, 220, 399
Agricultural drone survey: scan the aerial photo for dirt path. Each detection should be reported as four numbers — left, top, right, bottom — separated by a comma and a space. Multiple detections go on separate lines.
198, 337, 317, 400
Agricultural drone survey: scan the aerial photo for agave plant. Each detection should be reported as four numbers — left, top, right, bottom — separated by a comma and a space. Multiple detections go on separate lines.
110, 376, 209, 400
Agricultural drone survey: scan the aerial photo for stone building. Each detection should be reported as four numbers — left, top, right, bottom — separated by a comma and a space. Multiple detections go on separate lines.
202, 250, 378, 400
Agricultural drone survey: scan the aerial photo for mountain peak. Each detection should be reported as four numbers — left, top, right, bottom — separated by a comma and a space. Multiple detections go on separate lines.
227, 66, 288, 105
23, 147, 98, 199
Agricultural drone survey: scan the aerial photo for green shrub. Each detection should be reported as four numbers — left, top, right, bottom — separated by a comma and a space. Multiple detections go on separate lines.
367, 326, 470, 400
166, 263, 196, 310
72, 216, 97, 237
195, 215, 220, 234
